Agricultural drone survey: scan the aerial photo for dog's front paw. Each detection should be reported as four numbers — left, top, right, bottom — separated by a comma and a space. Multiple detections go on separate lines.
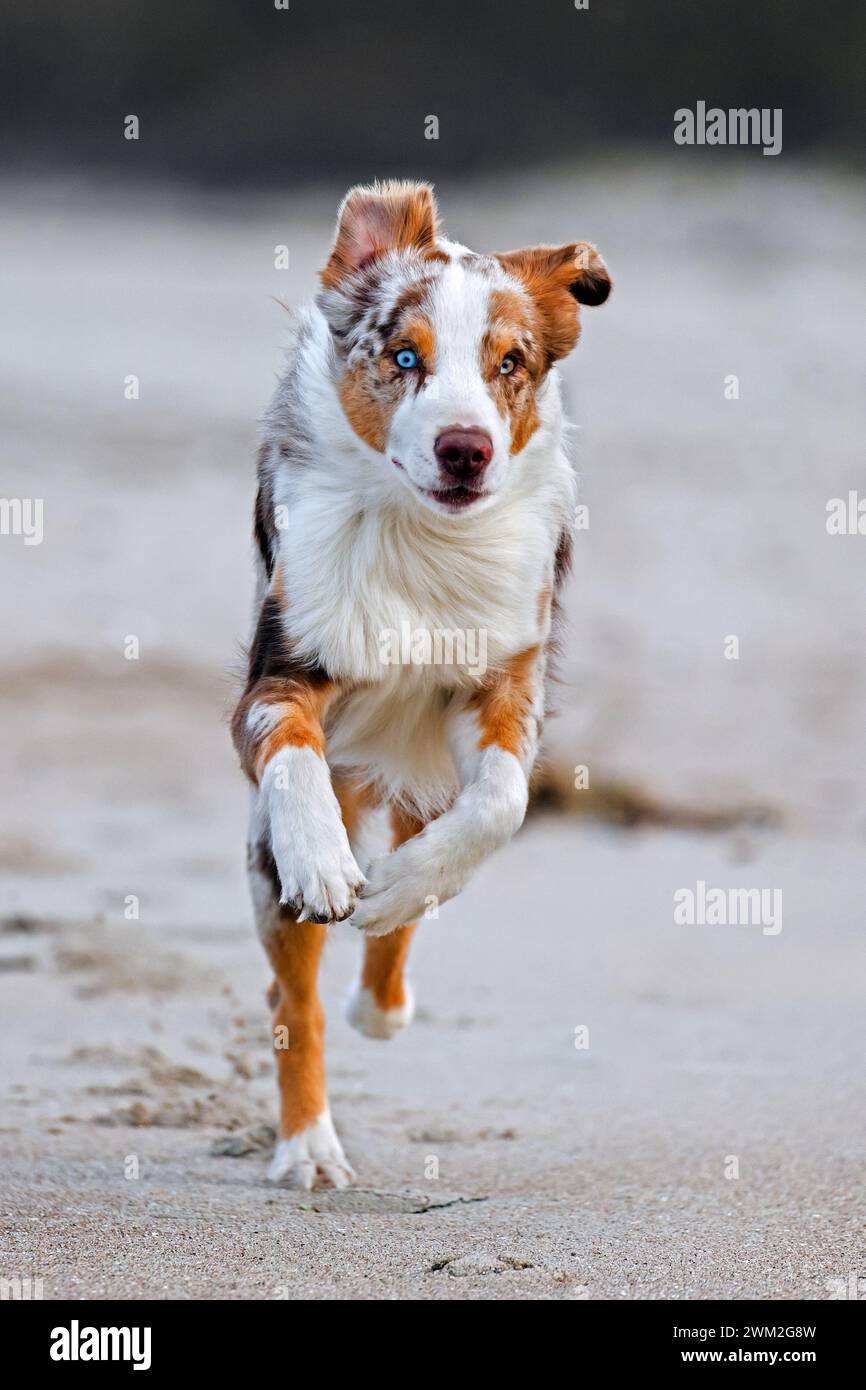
347, 850, 429, 937
264, 748, 365, 923
275, 839, 365, 924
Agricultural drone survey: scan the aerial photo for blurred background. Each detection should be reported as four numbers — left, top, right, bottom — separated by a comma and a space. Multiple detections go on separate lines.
3, 0, 865, 182
1, 0, 865, 1300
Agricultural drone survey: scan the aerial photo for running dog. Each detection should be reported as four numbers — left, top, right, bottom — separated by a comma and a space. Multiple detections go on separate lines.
231, 181, 610, 1188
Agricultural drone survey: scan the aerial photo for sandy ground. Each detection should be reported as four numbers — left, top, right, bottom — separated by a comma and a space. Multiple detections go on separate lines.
1, 163, 864, 1299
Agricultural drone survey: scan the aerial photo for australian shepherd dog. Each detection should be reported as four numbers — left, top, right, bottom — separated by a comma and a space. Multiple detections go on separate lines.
231, 181, 610, 1188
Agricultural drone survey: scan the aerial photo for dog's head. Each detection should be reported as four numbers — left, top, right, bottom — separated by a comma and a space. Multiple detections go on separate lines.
318, 180, 610, 516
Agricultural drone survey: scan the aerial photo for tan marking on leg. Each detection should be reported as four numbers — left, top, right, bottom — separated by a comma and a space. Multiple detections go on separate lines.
332, 774, 377, 845
362, 928, 416, 1011
256, 683, 332, 771
359, 805, 424, 1010
470, 645, 540, 757
263, 917, 328, 1139
242, 677, 337, 780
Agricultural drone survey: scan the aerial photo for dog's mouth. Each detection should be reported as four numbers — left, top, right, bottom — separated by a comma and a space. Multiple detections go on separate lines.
421, 484, 488, 511
391, 458, 488, 512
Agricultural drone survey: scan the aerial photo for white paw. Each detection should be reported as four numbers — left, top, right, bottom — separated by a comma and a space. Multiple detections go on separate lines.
347, 848, 429, 938
264, 747, 365, 923
267, 1110, 355, 1190
345, 978, 415, 1040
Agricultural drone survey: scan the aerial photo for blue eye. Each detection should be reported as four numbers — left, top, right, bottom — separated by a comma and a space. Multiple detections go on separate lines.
500, 356, 516, 375
395, 349, 418, 369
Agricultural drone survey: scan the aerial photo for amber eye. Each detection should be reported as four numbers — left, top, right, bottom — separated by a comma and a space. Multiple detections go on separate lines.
500, 356, 517, 375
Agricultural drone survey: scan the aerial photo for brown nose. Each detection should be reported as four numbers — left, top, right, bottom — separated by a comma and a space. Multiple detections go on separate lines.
434, 427, 493, 482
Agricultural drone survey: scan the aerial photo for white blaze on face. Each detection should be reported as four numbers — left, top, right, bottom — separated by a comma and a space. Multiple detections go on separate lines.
388, 260, 511, 501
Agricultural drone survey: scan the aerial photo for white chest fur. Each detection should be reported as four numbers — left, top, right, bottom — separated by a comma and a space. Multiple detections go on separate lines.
279, 482, 556, 686
274, 474, 562, 813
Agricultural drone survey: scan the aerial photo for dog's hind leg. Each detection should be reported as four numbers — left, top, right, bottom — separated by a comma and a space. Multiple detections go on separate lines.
345, 805, 423, 1040
249, 835, 355, 1190
347, 925, 417, 1039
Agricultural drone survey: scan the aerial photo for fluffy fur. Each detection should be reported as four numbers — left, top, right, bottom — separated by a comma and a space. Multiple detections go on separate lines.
231, 180, 610, 1187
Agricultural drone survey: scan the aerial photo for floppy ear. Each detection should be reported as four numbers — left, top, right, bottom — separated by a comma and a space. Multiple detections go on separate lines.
321, 180, 440, 288
569, 242, 612, 306
495, 242, 611, 362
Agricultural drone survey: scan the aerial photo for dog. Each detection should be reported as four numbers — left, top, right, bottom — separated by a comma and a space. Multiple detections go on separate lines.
231, 181, 610, 1188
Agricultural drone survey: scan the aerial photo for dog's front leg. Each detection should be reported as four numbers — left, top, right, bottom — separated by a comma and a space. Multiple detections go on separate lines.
350, 646, 542, 936
233, 673, 365, 923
